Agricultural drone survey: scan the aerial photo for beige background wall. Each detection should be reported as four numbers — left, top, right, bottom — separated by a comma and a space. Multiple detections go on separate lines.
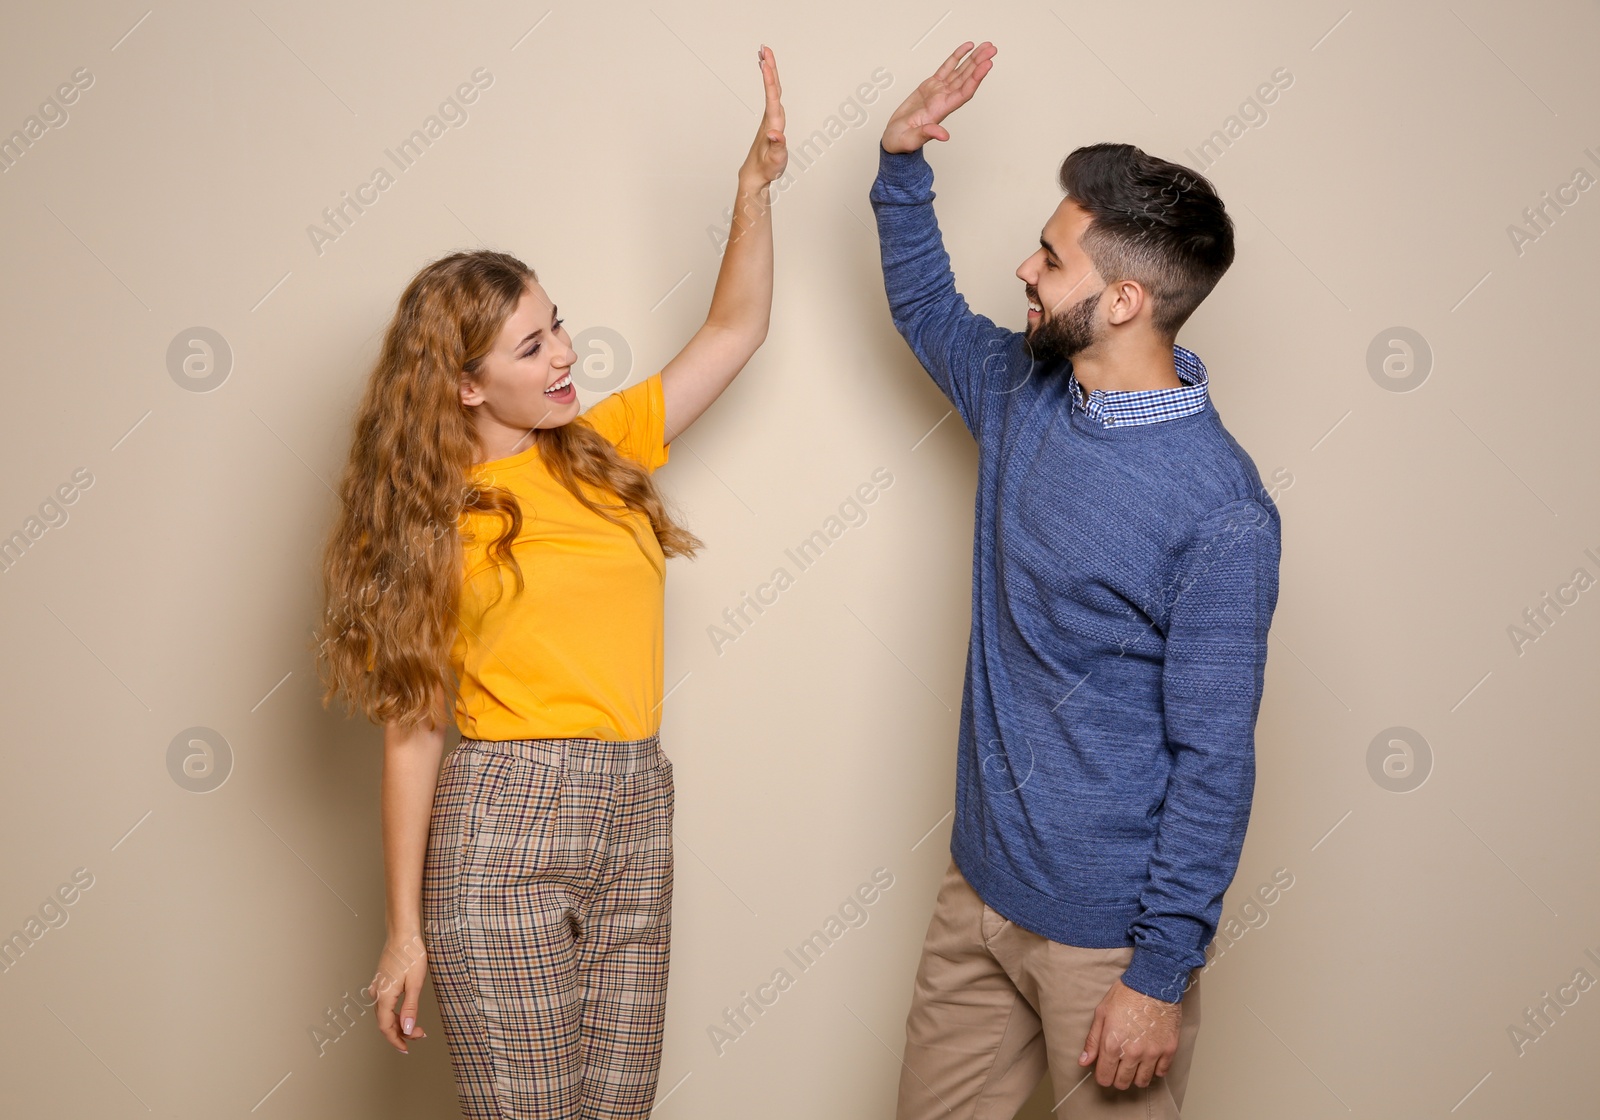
2, 0, 1597, 1116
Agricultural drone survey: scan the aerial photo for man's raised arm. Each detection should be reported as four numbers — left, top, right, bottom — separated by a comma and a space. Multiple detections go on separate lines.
870, 41, 1014, 436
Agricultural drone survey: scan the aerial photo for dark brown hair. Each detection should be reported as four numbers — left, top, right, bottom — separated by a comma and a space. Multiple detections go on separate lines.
1058, 143, 1234, 338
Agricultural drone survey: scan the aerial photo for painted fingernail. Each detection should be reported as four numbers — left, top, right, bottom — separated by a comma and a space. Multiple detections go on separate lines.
403, 1016, 415, 1034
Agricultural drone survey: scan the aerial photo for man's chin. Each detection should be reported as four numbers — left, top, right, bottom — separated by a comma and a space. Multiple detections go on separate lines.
1024, 337, 1067, 369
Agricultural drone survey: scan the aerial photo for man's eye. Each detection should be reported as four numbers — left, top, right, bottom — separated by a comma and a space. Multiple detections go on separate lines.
1045, 260, 1057, 270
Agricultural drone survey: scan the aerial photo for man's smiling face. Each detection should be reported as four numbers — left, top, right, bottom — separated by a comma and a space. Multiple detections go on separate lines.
1015, 196, 1108, 368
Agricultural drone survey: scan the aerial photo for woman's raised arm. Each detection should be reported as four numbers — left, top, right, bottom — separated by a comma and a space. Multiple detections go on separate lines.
661, 44, 788, 444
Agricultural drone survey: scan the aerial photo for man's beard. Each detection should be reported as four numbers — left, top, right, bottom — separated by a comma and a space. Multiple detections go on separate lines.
1025, 285, 1105, 369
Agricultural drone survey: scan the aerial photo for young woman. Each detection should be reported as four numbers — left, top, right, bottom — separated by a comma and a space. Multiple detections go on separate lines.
312, 46, 786, 1120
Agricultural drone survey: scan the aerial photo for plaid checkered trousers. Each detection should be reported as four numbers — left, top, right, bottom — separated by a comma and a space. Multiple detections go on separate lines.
422, 733, 675, 1119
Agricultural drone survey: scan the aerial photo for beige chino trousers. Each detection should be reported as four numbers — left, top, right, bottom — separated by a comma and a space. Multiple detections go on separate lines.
895, 857, 1202, 1120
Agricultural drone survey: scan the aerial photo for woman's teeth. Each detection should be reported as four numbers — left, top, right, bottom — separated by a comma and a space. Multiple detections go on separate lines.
544, 373, 573, 395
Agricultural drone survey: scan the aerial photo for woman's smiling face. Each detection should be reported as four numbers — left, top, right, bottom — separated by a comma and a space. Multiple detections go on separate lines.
461, 281, 581, 461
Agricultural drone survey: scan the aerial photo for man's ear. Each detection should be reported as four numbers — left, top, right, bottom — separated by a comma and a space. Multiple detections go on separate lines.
1106, 278, 1147, 327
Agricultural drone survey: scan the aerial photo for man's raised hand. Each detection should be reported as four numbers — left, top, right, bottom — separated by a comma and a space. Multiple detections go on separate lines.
881, 41, 996, 155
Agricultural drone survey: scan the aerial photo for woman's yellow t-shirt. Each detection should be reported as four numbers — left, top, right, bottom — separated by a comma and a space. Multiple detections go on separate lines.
449, 372, 672, 742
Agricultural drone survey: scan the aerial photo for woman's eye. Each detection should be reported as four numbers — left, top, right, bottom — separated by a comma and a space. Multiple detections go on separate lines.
524, 320, 564, 358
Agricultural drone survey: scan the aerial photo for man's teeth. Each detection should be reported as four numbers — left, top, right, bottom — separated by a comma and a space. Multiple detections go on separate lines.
545, 373, 573, 394
1028, 299, 1043, 312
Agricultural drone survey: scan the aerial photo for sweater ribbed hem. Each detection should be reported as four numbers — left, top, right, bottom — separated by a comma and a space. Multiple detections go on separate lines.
951, 831, 1143, 947
951, 832, 1197, 1005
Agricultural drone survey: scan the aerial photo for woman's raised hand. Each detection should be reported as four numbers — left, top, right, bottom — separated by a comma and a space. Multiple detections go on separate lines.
740, 45, 787, 186
882, 41, 996, 154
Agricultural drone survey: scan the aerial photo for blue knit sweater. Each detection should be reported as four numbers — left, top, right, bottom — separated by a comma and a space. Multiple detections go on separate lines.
870, 143, 1283, 1004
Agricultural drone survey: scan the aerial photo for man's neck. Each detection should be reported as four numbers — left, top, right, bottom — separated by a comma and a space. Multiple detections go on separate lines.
1070, 341, 1181, 402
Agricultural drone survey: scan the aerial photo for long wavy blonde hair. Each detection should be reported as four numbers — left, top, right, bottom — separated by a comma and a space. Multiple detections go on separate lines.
313, 249, 702, 732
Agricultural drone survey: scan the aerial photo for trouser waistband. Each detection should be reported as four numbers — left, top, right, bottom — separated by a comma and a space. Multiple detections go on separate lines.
456, 733, 665, 774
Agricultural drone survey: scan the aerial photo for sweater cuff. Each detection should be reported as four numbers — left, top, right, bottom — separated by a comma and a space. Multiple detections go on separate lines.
1121, 944, 1195, 1005
873, 142, 933, 197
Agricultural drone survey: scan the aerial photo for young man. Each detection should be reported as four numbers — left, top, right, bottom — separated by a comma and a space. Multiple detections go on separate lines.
870, 42, 1282, 1119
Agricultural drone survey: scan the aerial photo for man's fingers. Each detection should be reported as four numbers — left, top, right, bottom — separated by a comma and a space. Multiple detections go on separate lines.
949, 41, 994, 89
933, 41, 975, 83
1113, 1052, 1140, 1091
949, 48, 977, 86
1094, 1030, 1123, 1086
1080, 1006, 1104, 1065
950, 52, 994, 106
922, 44, 992, 128
959, 55, 994, 99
